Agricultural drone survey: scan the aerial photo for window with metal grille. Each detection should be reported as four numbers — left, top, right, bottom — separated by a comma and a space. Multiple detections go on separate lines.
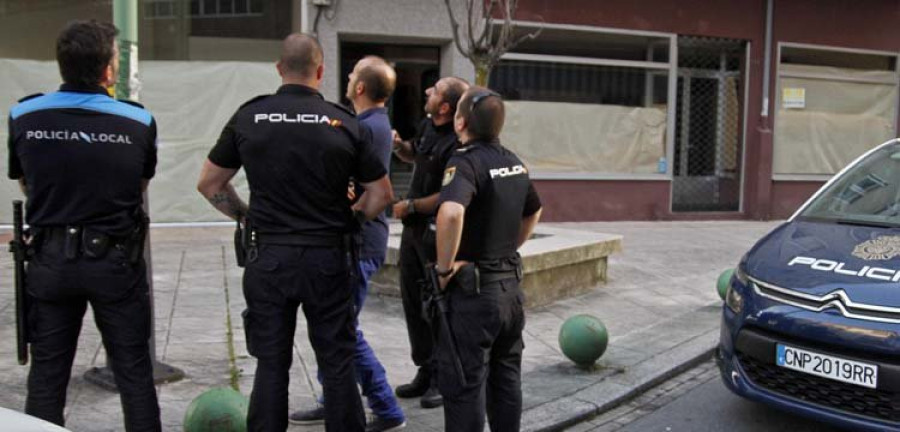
144, 0, 263, 19
489, 22, 676, 179
671, 36, 746, 212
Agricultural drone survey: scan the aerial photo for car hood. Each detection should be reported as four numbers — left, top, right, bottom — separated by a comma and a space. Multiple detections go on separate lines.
744, 220, 900, 307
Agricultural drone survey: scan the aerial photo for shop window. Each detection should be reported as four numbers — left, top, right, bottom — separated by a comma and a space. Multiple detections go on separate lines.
146, 0, 263, 19
774, 44, 899, 178
491, 23, 674, 177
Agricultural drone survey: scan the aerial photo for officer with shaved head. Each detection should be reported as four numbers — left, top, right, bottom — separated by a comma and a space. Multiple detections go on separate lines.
198, 33, 393, 431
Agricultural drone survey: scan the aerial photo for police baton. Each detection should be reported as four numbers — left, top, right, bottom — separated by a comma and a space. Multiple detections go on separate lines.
10, 200, 29, 365
428, 266, 467, 388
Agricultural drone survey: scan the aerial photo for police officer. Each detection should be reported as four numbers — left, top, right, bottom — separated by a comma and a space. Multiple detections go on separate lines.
7, 20, 160, 431
391, 76, 469, 408
196, 34, 393, 431
289, 55, 407, 432
433, 86, 543, 431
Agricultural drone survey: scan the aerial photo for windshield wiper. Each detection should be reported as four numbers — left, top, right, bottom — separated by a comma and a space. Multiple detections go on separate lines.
835, 219, 899, 228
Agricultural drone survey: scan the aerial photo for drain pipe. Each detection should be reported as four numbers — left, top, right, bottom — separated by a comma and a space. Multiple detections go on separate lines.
761, 0, 774, 119
300, 0, 309, 33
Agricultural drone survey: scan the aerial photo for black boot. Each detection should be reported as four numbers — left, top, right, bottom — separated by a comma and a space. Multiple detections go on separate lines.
420, 376, 443, 409
395, 367, 430, 398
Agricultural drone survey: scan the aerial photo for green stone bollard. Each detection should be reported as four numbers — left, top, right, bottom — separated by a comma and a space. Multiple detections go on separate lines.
183, 387, 248, 432
717, 268, 735, 301
559, 314, 609, 366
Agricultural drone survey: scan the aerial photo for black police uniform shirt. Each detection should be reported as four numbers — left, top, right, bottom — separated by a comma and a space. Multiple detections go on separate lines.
437, 139, 541, 262
7, 84, 158, 235
404, 118, 458, 225
208, 84, 386, 237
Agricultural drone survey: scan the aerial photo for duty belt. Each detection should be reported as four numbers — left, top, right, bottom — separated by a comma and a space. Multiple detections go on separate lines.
256, 233, 344, 247
479, 269, 520, 286
36, 226, 131, 261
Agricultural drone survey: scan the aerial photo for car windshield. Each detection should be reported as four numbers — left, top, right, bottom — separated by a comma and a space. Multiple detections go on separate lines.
798, 141, 900, 228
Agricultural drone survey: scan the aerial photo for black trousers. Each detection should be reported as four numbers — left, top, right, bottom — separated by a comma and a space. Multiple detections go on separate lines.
25, 235, 160, 432
242, 244, 364, 432
398, 224, 434, 369
437, 278, 525, 432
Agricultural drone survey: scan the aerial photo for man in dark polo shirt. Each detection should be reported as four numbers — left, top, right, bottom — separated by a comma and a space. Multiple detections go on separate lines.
197, 34, 393, 432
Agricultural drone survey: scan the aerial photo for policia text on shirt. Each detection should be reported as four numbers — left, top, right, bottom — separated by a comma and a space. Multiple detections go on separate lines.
196, 34, 392, 432
433, 87, 543, 432
7, 20, 161, 432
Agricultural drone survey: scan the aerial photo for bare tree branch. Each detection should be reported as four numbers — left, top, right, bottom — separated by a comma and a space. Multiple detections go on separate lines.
442, 0, 542, 85
443, 0, 473, 62
475, 0, 499, 48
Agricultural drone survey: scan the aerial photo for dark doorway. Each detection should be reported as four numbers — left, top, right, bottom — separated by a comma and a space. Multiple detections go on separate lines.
672, 36, 747, 212
339, 42, 441, 199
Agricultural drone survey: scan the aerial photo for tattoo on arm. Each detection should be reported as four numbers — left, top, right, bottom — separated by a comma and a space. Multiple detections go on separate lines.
207, 188, 248, 221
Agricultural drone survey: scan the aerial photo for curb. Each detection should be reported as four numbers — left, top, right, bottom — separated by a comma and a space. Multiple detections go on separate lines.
521, 311, 722, 432
536, 345, 716, 432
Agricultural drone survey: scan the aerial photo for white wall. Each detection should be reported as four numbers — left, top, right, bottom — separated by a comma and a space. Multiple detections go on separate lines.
311, 0, 475, 100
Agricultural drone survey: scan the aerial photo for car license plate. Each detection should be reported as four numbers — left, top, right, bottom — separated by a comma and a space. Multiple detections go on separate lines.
776, 344, 878, 389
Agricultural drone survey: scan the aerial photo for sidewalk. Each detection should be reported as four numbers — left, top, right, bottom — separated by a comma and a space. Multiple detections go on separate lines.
0, 220, 780, 431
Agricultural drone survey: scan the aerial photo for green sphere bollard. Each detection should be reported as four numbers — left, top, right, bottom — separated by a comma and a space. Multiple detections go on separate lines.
183, 387, 248, 432
559, 314, 608, 366
717, 268, 735, 301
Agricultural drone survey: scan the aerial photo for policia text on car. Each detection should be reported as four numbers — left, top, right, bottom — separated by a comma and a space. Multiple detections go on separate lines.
432, 87, 543, 431
7, 20, 161, 432
196, 34, 393, 432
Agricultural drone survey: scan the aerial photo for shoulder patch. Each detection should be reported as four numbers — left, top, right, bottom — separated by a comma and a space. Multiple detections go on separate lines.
327, 101, 356, 117
117, 99, 145, 109
17, 93, 43, 103
442, 166, 457, 186
239, 94, 271, 109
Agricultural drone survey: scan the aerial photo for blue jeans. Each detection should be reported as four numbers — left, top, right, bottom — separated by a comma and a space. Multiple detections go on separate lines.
317, 257, 405, 422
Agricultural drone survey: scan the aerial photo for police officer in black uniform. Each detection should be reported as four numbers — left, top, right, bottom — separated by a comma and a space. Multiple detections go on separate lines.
196, 34, 392, 432
7, 21, 161, 431
433, 86, 543, 432
391, 76, 469, 408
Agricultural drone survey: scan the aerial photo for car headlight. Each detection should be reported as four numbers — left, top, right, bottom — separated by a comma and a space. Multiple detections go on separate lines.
725, 284, 744, 314
733, 265, 750, 286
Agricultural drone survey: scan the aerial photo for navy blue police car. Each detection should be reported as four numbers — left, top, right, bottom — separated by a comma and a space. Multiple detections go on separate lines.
718, 138, 900, 431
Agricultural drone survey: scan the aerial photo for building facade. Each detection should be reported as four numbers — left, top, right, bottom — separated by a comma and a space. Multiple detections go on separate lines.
1, 0, 899, 222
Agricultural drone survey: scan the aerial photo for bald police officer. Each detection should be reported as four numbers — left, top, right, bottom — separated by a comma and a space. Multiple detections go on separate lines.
197, 34, 392, 431
7, 20, 160, 431
433, 87, 542, 431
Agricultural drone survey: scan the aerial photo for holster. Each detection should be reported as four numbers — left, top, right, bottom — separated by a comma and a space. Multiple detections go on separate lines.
64, 227, 81, 260
452, 262, 481, 296
82, 229, 111, 259
343, 231, 361, 281
234, 219, 257, 267
125, 207, 150, 265
234, 220, 246, 267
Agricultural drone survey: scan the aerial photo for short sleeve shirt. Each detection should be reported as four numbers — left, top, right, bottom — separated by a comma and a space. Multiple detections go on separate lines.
7, 84, 158, 234
356, 107, 392, 260
207, 84, 386, 237
404, 119, 458, 225
437, 139, 541, 262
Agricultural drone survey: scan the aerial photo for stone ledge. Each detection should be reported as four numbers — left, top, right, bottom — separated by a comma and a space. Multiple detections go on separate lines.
372, 224, 622, 308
